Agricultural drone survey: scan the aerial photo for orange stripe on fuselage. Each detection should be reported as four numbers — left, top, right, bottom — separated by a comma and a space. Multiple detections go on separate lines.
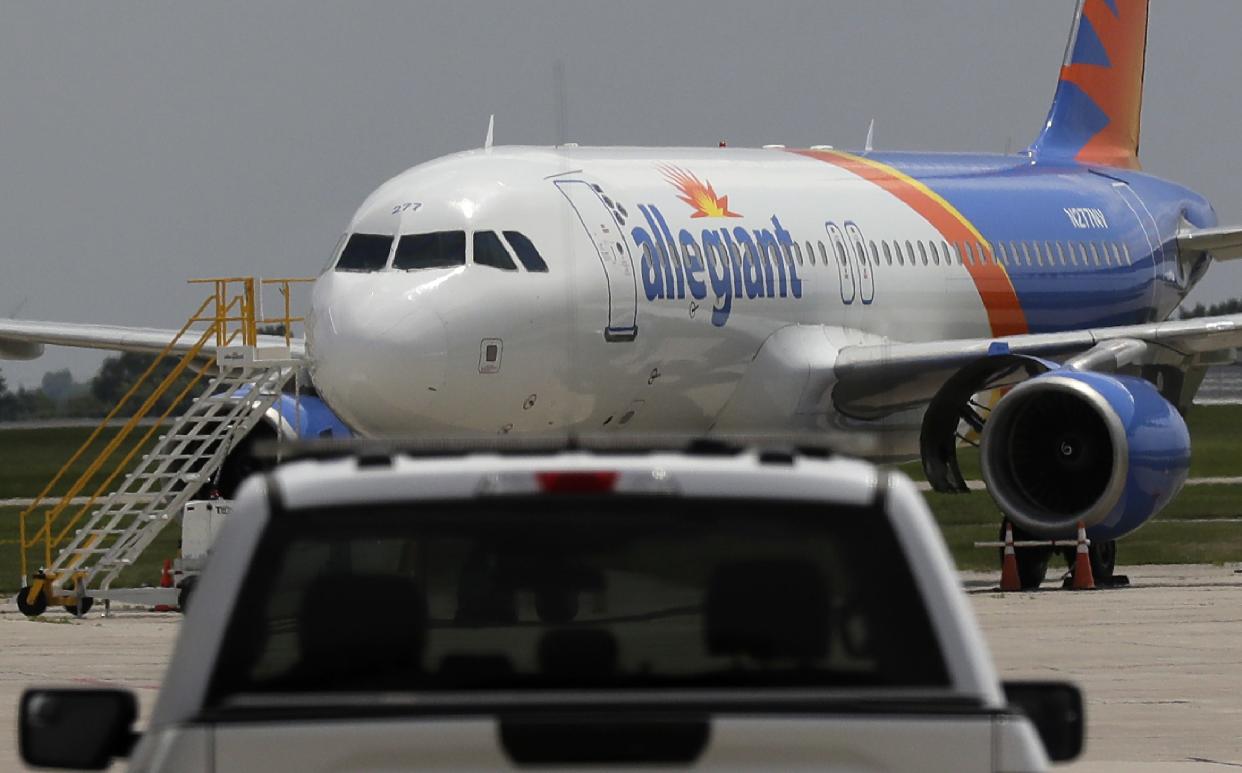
791, 148, 1029, 337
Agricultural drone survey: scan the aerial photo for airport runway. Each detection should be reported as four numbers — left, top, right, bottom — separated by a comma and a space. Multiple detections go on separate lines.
966, 564, 1242, 771
1, 565, 1240, 771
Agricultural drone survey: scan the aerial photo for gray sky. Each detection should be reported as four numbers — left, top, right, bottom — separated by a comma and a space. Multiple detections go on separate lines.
3, 0, 1241, 388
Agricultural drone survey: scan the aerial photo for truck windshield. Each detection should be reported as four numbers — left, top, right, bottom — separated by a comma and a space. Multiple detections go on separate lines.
207, 497, 948, 707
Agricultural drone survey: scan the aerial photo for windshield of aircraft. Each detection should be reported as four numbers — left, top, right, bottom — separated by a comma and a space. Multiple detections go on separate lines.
503, 230, 549, 272
473, 231, 517, 270
334, 233, 393, 272
394, 230, 466, 270
206, 497, 949, 707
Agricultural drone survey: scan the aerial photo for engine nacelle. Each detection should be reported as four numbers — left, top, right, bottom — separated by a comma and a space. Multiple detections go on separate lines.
211, 393, 352, 496
980, 370, 1190, 541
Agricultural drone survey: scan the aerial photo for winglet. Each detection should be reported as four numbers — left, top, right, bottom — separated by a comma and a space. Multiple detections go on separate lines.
1029, 0, 1149, 170
484, 114, 495, 152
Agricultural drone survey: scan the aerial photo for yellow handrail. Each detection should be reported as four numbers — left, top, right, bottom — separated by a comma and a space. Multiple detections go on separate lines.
19, 296, 217, 577
48, 327, 220, 552
17, 276, 306, 582
260, 278, 315, 347
49, 337, 224, 571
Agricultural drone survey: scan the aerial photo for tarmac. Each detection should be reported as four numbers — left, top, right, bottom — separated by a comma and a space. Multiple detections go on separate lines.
0, 564, 1239, 771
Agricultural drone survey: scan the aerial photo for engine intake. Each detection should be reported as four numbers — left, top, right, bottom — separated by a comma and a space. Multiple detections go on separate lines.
981, 371, 1190, 540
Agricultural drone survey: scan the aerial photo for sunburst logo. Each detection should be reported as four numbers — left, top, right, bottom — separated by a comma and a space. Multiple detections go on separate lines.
660, 165, 741, 219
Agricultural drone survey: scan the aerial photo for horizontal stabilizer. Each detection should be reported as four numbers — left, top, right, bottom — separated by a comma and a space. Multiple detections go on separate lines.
1177, 225, 1242, 261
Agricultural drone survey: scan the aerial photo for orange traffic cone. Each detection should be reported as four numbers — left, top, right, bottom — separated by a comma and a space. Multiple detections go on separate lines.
1000, 522, 1022, 592
1071, 522, 1095, 590
154, 559, 176, 611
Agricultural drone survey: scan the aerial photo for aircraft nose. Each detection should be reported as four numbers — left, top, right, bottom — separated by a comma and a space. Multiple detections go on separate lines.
311, 294, 448, 434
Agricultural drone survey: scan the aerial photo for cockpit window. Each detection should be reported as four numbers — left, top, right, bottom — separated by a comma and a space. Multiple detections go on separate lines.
502, 231, 549, 272
394, 231, 466, 270
473, 231, 517, 271
323, 233, 348, 274
335, 233, 393, 272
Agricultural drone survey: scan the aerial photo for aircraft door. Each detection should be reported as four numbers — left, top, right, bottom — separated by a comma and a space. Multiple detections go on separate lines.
1107, 180, 1165, 316
555, 180, 639, 341
826, 222, 856, 305
1109, 182, 1163, 265
844, 222, 875, 304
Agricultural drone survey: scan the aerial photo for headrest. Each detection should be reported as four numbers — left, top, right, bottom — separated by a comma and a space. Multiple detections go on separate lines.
297, 573, 427, 686
705, 560, 830, 661
538, 628, 619, 681
438, 654, 515, 688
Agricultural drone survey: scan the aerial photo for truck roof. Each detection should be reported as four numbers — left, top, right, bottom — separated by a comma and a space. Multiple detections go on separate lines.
271, 449, 883, 511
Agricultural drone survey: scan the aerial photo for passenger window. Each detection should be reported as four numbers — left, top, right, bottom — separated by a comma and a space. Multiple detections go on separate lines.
1008, 241, 1019, 266
473, 231, 517, 271
882, 241, 893, 266
1042, 241, 1053, 267
792, 241, 804, 266
806, 240, 817, 266
1089, 242, 1101, 266
997, 243, 1008, 266
1019, 242, 1031, 266
818, 241, 830, 267
869, 241, 880, 266
1075, 243, 1087, 266
502, 231, 549, 272
335, 233, 393, 272
1056, 242, 1067, 266
1110, 243, 1121, 266
394, 231, 466, 270
1123, 243, 1132, 265
917, 241, 928, 266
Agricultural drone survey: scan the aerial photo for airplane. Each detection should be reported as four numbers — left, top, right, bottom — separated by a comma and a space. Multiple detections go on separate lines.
4, 0, 1242, 589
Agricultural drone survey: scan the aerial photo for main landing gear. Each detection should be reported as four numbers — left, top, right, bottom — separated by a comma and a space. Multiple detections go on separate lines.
998, 522, 1122, 590
1062, 537, 1122, 588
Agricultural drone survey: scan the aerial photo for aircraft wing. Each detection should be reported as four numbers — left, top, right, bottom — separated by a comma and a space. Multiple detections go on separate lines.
1178, 225, 1242, 261
0, 318, 305, 361
831, 313, 1242, 416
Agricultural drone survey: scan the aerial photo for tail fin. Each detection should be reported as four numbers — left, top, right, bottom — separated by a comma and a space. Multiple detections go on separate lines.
1029, 0, 1149, 170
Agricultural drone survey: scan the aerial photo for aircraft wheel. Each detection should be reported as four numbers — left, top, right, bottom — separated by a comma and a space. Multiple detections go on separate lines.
998, 523, 1052, 590
16, 588, 48, 617
178, 575, 198, 613
63, 597, 94, 617
1062, 538, 1117, 584
1089, 539, 1116, 582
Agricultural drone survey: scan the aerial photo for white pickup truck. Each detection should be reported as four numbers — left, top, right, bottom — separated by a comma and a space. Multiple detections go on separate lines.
20, 444, 1083, 771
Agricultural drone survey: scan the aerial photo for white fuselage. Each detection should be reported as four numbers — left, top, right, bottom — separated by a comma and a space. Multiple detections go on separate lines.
303, 145, 1149, 449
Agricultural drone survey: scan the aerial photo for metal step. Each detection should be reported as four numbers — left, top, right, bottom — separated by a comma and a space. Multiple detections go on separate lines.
43, 355, 295, 593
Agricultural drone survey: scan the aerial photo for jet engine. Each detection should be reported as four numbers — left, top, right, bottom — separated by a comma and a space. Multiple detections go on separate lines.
210, 392, 351, 497
980, 370, 1190, 541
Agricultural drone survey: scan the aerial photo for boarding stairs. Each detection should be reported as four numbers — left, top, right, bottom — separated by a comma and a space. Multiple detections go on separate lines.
17, 278, 308, 616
